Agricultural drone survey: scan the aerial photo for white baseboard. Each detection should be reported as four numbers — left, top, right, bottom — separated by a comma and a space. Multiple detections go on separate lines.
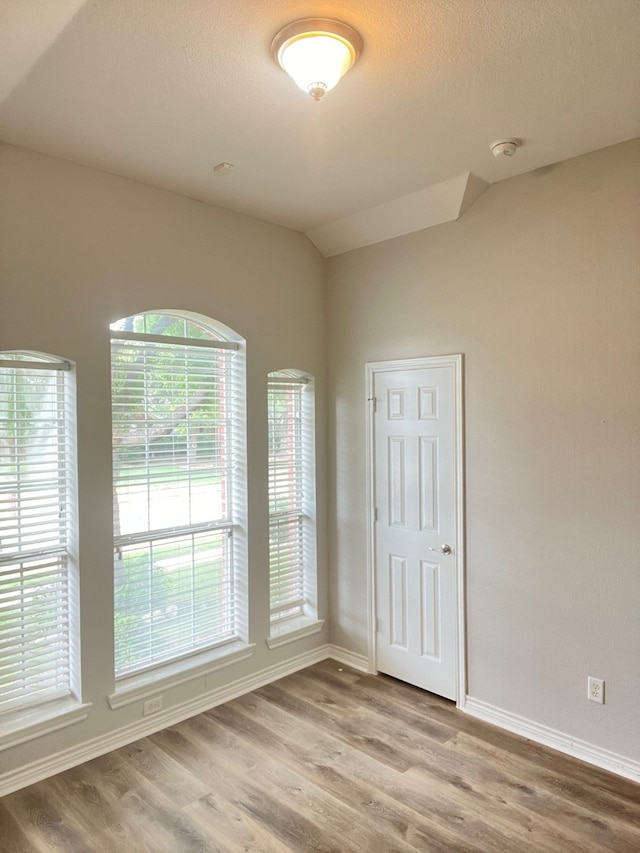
0, 645, 333, 798
463, 695, 640, 784
17, 649, 636, 798
324, 643, 372, 673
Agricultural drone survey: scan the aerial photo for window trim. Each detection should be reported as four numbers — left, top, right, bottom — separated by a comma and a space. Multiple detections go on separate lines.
265, 617, 324, 649
107, 640, 255, 709
0, 699, 91, 752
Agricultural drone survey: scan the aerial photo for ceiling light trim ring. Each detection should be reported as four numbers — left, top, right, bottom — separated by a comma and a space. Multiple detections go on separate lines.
271, 18, 363, 64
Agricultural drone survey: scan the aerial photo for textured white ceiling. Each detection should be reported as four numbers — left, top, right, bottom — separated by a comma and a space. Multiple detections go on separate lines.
1, 0, 639, 248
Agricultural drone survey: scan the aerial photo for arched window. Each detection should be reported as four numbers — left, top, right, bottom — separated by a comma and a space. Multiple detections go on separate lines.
267, 370, 318, 638
0, 351, 78, 716
110, 312, 246, 678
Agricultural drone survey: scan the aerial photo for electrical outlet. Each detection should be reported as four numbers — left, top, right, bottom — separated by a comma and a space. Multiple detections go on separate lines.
143, 696, 163, 716
588, 676, 604, 704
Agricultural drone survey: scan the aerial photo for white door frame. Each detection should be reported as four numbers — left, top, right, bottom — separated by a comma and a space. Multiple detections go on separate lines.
365, 354, 466, 707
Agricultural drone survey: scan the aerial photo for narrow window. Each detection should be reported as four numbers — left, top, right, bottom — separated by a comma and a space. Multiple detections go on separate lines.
110, 312, 245, 678
0, 353, 77, 714
268, 371, 317, 632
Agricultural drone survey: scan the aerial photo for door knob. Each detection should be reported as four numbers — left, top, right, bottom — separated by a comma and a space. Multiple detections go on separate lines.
428, 544, 452, 556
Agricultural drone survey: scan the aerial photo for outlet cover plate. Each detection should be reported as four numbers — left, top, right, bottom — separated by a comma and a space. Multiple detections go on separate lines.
588, 676, 604, 704
143, 696, 163, 716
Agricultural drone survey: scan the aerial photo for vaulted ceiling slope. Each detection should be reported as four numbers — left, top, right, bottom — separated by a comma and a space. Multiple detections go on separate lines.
1, 1, 639, 255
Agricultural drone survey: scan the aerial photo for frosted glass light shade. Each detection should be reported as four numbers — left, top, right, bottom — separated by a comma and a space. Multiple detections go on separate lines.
272, 19, 363, 100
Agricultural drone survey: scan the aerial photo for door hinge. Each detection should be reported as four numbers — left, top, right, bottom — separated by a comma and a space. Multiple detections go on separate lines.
368, 396, 377, 413
374, 507, 378, 522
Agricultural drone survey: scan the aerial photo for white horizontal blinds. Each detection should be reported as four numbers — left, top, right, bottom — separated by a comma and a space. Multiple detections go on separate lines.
114, 529, 232, 674
268, 376, 306, 623
111, 313, 240, 677
0, 357, 72, 712
111, 341, 233, 533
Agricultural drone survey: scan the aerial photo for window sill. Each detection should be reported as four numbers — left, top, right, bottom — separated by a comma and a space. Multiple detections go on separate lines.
107, 640, 256, 710
0, 697, 92, 752
266, 618, 325, 649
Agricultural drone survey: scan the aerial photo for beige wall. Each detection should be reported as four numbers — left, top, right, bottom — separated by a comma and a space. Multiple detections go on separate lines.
1, 137, 638, 781
0, 143, 327, 774
326, 140, 640, 761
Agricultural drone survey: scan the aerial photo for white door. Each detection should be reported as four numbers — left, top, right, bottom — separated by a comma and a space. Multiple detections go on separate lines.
369, 356, 463, 701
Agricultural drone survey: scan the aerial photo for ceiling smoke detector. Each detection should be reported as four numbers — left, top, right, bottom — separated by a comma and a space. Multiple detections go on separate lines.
490, 138, 521, 158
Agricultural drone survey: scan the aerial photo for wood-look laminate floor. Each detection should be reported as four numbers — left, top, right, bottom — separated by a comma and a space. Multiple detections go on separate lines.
1, 660, 639, 852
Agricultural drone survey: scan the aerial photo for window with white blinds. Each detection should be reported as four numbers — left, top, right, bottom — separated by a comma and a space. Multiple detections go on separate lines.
268, 372, 316, 626
110, 312, 245, 678
0, 353, 76, 714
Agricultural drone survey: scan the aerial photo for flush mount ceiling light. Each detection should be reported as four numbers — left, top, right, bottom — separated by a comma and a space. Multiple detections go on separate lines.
272, 18, 363, 100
